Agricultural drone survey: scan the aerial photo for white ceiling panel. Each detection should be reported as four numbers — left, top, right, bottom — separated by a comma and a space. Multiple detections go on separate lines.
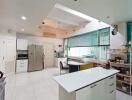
0, 0, 131, 35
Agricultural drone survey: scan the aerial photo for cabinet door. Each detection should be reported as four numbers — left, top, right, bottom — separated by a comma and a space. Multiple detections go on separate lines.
0, 39, 16, 73
0, 40, 5, 72
127, 22, 132, 42
16, 60, 28, 72
76, 80, 106, 100
105, 75, 116, 100
99, 28, 110, 45
76, 84, 92, 100
91, 31, 99, 46
107, 90, 116, 100
17, 39, 28, 50
90, 80, 106, 100
5, 39, 16, 74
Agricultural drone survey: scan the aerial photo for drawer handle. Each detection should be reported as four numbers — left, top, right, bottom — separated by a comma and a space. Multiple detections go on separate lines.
109, 76, 114, 79
90, 84, 97, 88
109, 83, 114, 86
109, 90, 114, 94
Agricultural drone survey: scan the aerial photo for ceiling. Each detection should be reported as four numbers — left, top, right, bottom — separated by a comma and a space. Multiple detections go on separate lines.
0, 0, 131, 35
47, 6, 89, 30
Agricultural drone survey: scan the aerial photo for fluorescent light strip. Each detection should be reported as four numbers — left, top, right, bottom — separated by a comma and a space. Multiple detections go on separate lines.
55, 3, 98, 22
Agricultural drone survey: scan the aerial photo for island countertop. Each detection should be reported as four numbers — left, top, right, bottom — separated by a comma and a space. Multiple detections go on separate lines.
53, 67, 119, 93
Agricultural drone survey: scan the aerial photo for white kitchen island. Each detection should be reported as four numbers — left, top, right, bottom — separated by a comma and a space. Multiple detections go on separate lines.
54, 67, 119, 100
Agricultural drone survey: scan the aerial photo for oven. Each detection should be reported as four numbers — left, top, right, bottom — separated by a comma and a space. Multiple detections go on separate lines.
17, 50, 28, 60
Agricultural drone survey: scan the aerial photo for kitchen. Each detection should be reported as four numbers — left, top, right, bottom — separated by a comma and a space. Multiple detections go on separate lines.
0, 0, 132, 100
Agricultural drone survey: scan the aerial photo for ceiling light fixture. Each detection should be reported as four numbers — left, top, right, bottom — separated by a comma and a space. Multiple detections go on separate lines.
42, 21, 45, 24
55, 3, 97, 22
21, 29, 25, 31
21, 16, 27, 20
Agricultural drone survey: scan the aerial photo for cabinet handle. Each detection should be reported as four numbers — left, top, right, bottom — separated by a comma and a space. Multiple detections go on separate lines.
90, 84, 97, 88
109, 83, 114, 86
109, 76, 114, 79
20, 65, 23, 67
109, 90, 114, 94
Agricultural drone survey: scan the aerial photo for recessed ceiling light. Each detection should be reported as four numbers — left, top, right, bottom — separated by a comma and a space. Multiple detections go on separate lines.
106, 16, 110, 19
42, 21, 45, 24
21, 28, 25, 31
21, 16, 27, 20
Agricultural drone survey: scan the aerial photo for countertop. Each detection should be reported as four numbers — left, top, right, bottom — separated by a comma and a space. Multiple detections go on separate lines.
53, 67, 119, 93
67, 61, 86, 65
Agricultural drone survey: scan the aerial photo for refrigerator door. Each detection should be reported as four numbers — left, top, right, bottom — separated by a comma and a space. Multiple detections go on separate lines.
28, 45, 44, 72
35, 45, 44, 70
28, 45, 35, 72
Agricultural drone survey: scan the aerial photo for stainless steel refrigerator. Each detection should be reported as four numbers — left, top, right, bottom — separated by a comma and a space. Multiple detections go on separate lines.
28, 45, 44, 72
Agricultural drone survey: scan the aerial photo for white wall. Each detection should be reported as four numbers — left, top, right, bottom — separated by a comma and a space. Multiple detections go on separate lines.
0, 30, 16, 75
110, 22, 126, 49
17, 34, 63, 51
69, 21, 127, 49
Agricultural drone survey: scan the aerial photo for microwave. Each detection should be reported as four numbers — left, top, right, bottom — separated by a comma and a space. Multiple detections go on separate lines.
17, 50, 28, 60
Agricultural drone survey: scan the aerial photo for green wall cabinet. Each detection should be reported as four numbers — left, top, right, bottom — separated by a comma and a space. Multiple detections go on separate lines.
127, 22, 132, 63
127, 22, 132, 42
99, 28, 110, 46
90, 31, 99, 46
68, 27, 110, 47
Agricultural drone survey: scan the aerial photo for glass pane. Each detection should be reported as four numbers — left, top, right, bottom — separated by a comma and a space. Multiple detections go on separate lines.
99, 46, 109, 61
99, 28, 110, 45
68, 46, 109, 62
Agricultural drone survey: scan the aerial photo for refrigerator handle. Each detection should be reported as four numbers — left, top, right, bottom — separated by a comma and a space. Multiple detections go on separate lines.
42, 53, 45, 69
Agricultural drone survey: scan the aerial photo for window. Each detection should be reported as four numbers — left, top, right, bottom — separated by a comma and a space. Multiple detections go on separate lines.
68, 46, 109, 61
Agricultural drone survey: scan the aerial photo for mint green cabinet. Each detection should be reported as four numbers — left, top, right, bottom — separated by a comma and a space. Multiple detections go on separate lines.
68, 37, 78, 47
99, 28, 110, 45
90, 31, 99, 46
67, 27, 110, 47
127, 22, 132, 63
127, 22, 132, 42
68, 32, 99, 47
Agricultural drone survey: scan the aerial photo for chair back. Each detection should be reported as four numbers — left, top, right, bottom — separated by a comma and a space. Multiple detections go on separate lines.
60, 61, 64, 69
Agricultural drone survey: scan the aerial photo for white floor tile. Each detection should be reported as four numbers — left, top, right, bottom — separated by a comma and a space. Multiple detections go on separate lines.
5, 68, 132, 100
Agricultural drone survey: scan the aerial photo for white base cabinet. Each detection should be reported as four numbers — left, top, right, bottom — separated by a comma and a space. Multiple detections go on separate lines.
59, 75, 116, 100
16, 60, 28, 73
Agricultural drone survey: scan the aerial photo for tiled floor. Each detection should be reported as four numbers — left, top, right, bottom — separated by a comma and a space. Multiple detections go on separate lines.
5, 68, 132, 100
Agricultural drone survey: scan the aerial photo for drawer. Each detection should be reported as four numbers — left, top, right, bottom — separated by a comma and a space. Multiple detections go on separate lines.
17, 60, 28, 67
16, 60, 28, 73
107, 75, 116, 84
108, 82, 116, 92
105, 75, 116, 93
17, 60, 28, 64
107, 90, 116, 100
16, 66, 27, 72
